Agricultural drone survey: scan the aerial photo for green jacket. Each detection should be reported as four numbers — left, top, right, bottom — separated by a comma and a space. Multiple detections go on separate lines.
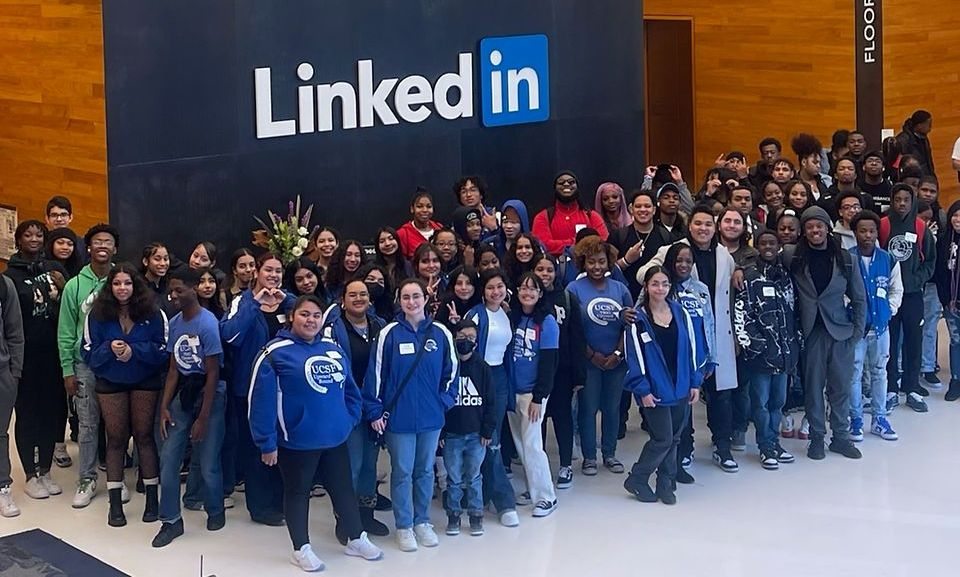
57, 264, 108, 378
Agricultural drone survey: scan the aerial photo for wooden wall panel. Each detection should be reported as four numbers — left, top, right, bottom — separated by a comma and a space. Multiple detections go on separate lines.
884, 0, 960, 201
0, 0, 107, 237
644, 1, 856, 187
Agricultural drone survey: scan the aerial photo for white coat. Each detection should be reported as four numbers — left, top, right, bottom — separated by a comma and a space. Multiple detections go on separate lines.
637, 239, 739, 391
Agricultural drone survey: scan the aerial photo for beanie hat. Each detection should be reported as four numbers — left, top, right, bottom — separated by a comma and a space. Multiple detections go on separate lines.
45, 227, 78, 245
800, 206, 831, 228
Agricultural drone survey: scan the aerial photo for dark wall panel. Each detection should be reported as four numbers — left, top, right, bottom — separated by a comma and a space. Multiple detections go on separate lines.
104, 0, 645, 258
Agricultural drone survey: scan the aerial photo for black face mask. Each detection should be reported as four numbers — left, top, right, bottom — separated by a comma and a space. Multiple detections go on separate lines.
365, 282, 385, 301
455, 338, 476, 356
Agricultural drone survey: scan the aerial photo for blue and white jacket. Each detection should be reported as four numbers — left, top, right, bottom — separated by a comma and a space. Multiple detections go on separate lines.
81, 310, 168, 384
849, 246, 903, 335
624, 300, 704, 406
248, 329, 361, 453
321, 303, 387, 364
671, 276, 716, 374
220, 289, 296, 397
362, 315, 458, 433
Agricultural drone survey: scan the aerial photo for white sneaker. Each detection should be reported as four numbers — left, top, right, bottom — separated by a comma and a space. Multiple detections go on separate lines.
121, 483, 130, 504
40, 473, 62, 496
499, 510, 520, 527
290, 543, 325, 572
413, 522, 439, 547
396, 528, 418, 552
223, 496, 235, 509
25, 476, 50, 499
0, 486, 20, 517
345, 531, 384, 561
72, 478, 97, 508
532, 499, 558, 517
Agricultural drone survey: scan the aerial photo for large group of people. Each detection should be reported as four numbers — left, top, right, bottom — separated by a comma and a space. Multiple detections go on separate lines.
0, 110, 957, 572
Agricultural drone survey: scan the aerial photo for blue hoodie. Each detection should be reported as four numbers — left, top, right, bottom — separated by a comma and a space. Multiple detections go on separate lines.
362, 315, 458, 433
248, 329, 361, 453
624, 300, 704, 406
492, 199, 532, 256
81, 310, 168, 385
220, 289, 296, 397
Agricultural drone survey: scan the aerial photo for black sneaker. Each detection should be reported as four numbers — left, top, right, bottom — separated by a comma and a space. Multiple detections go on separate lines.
206, 512, 225, 531
468, 515, 484, 536
445, 514, 461, 536
946, 380, 960, 402
556, 466, 573, 489
675, 468, 695, 485
623, 475, 657, 503
251, 511, 285, 526
905, 392, 929, 413
759, 450, 779, 470
151, 519, 184, 548
923, 372, 943, 387
828, 440, 862, 459
655, 484, 676, 505
773, 443, 795, 464
712, 450, 739, 473
807, 439, 826, 460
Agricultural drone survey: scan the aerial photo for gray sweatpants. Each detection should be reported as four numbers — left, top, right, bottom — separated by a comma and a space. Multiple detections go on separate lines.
803, 324, 855, 443
0, 364, 18, 487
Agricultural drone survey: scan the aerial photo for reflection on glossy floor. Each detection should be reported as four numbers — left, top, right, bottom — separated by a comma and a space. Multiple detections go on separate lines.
3, 348, 960, 577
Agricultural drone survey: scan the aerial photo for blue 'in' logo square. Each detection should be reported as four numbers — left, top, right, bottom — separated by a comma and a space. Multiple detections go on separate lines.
479, 35, 550, 127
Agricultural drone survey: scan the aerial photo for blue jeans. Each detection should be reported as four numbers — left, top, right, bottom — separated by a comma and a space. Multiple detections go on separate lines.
579, 363, 626, 461
385, 429, 441, 529
73, 362, 100, 482
481, 365, 516, 513
346, 423, 379, 500
748, 371, 787, 451
921, 284, 942, 373
945, 310, 960, 381
443, 433, 485, 516
159, 392, 226, 522
851, 330, 890, 421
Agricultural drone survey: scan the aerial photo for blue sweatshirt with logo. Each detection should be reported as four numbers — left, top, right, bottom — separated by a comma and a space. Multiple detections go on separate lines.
510, 312, 560, 403
248, 329, 361, 453
362, 315, 458, 433
81, 310, 168, 385
220, 289, 296, 397
566, 277, 632, 355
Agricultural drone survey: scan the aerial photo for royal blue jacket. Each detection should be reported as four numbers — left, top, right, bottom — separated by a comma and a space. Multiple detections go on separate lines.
248, 330, 361, 453
624, 300, 704, 406
849, 246, 902, 335
362, 315, 458, 433
81, 310, 168, 384
220, 289, 296, 397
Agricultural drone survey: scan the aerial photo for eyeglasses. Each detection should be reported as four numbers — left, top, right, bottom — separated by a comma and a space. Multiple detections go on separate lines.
434, 241, 457, 248
48, 211, 70, 220
518, 286, 540, 293
840, 204, 861, 211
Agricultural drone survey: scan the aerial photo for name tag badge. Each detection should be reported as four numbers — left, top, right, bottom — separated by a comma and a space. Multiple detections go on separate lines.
877, 288, 887, 298
399, 342, 416, 355
276, 314, 287, 324
904, 232, 918, 243
762, 286, 776, 297
186, 335, 201, 348
640, 332, 652, 343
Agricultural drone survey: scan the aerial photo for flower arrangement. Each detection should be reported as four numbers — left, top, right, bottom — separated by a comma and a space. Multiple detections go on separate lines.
252, 195, 316, 265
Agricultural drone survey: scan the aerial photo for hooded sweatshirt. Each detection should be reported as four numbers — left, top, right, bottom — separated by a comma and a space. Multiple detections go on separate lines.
3, 255, 66, 353
880, 186, 936, 294
493, 199, 532, 257
532, 171, 609, 256
57, 264, 110, 378
935, 200, 960, 309
0, 275, 25, 379
81, 309, 169, 385
248, 329, 362, 453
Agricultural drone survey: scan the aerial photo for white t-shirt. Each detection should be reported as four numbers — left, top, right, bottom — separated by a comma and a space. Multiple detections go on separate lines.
952, 136, 960, 161
417, 226, 436, 242
483, 307, 512, 367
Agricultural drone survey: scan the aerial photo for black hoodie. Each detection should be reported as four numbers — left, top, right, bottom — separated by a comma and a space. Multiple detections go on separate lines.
3, 254, 67, 352
881, 185, 936, 293
935, 200, 960, 308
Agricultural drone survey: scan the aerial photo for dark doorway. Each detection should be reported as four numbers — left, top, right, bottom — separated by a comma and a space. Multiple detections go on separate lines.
644, 18, 694, 185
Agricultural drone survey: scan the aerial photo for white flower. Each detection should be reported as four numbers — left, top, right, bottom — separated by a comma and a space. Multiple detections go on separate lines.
298, 226, 308, 236
291, 246, 304, 257
298, 237, 309, 249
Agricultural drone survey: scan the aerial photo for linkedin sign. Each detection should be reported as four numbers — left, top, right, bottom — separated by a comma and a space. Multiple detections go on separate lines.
103, 1, 645, 258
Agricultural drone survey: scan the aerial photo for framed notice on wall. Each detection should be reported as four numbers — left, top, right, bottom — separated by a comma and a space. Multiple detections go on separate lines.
0, 204, 17, 261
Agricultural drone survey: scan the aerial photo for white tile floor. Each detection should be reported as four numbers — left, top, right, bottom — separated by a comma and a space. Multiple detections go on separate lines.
3, 352, 960, 577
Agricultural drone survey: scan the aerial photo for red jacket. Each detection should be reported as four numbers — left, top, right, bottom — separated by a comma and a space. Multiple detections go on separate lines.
531, 201, 609, 256
397, 220, 443, 260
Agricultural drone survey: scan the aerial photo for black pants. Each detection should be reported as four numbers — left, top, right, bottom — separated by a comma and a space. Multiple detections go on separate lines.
731, 358, 751, 433
542, 373, 574, 467
888, 291, 923, 394
702, 374, 733, 452
278, 443, 361, 550
235, 396, 284, 518
628, 403, 688, 489
14, 350, 66, 478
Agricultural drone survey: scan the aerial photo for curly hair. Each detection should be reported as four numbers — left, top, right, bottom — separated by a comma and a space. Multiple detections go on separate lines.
91, 262, 158, 323
504, 232, 544, 288
791, 133, 823, 161
573, 236, 618, 273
